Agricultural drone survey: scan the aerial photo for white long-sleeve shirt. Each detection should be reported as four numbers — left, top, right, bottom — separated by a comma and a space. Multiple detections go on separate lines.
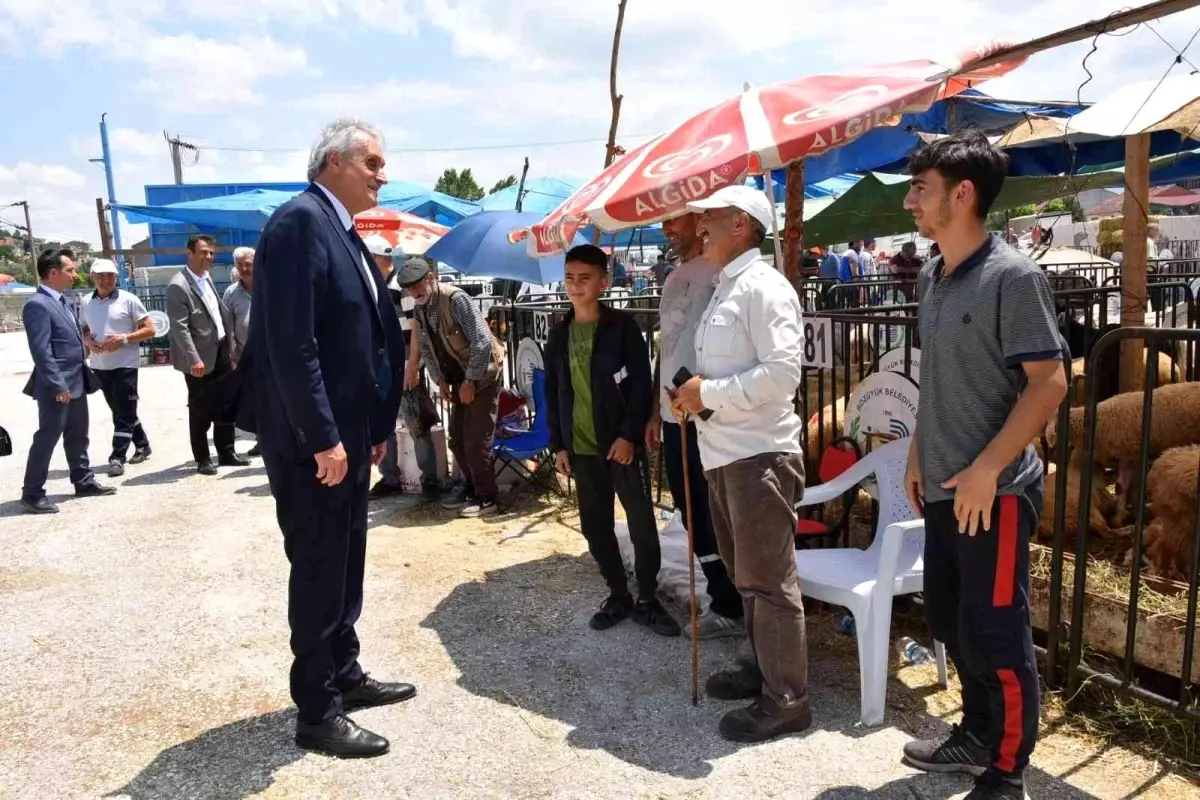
693, 248, 805, 470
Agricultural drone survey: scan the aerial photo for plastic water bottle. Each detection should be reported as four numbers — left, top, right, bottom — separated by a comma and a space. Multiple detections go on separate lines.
838, 614, 856, 637
897, 637, 933, 666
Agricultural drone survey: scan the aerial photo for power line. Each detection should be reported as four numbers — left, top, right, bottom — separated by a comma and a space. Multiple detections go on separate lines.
190, 131, 658, 155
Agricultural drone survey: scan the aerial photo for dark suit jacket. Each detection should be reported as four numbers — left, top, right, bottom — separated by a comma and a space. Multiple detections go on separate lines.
247, 184, 405, 459
22, 287, 87, 401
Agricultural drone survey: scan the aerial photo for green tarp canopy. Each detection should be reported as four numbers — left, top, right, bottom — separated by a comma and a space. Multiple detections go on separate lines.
795, 151, 1200, 245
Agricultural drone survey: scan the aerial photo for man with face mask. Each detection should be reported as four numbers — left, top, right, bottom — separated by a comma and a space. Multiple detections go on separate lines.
364, 236, 442, 503
396, 257, 505, 517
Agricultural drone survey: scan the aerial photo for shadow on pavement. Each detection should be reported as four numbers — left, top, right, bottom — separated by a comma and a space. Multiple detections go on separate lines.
104, 709, 302, 800
811, 769, 1098, 799
121, 461, 198, 487
420, 551, 872, 780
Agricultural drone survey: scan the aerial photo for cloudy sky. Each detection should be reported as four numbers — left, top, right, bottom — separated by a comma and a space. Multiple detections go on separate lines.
2, 0, 1199, 244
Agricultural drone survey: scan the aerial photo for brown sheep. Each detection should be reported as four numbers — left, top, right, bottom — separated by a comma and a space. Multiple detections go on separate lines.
1143, 445, 1200, 580
1069, 351, 1181, 407
1038, 451, 1118, 541
1047, 382, 1200, 525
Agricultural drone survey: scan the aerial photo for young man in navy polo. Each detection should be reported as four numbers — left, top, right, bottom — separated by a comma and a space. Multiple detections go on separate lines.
900, 131, 1067, 799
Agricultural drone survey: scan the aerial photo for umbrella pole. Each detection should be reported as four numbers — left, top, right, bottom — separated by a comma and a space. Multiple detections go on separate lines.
680, 416, 700, 705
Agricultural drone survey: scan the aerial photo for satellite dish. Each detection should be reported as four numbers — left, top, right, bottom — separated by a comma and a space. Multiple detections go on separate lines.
147, 310, 170, 336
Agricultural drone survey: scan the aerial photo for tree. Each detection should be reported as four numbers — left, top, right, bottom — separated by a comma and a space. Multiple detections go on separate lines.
986, 203, 1037, 231
1042, 196, 1085, 222
435, 168, 485, 201
489, 175, 517, 195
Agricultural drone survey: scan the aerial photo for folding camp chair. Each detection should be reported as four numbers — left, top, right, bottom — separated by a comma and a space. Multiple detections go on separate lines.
493, 368, 561, 493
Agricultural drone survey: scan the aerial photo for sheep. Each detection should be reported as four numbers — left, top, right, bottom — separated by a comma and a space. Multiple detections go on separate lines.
1068, 350, 1182, 407
805, 396, 850, 477
1048, 381, 1200, 526
1038, 450, 1119, 542
1142, 445, 1200, 580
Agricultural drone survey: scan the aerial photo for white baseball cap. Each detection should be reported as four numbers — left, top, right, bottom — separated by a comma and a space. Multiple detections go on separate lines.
686, 185, 775, 232
363, 234, 394, 257
90, 258, 118, 275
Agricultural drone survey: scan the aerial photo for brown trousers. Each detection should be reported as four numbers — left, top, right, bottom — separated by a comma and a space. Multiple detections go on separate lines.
448, 378, 500, 501
706, 452, 808, 709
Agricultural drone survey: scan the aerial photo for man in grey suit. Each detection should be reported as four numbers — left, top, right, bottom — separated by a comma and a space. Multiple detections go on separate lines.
21, 248, 116, 514
166, 235, 249, 475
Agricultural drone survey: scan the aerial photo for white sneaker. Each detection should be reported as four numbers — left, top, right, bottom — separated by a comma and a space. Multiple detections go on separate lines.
460, 499, 499, 518
685, 608, 746, 640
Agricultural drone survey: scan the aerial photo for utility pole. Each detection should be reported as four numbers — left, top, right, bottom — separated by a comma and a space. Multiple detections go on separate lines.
163, 131, 198, 185
90, 114, 127, 285
514, 157, 530, 212
165, 131, 184, 184
19, 201, 35, 274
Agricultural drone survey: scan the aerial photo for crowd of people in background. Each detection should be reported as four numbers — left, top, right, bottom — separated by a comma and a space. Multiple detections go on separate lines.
809, 238, 929, 282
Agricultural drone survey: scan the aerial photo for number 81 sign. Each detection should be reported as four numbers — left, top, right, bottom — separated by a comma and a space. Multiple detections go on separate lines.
802, 317, 832, 369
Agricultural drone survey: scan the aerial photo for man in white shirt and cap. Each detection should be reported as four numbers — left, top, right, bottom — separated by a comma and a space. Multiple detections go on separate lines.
670, 184, 810, 744
81, 259, 156, 476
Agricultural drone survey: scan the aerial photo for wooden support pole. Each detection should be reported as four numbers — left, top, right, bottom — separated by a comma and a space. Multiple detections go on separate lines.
1119, 133, 1150, 394
783, 161, 805, 288
96, 198, 114, 260
603, 0, 629, 169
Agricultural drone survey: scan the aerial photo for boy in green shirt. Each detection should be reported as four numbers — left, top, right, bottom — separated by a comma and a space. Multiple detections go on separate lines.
544, 244, 678, 636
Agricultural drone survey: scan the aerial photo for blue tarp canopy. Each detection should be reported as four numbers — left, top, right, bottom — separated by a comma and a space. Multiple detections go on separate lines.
757, 89, 1087, 197
480, 175, 668, 250
115, 182, 481, 231
115, 188, 296, 230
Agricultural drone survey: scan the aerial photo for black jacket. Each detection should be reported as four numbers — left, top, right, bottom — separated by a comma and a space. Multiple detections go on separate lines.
248, 184, 405, 458
544, 304, 652, 456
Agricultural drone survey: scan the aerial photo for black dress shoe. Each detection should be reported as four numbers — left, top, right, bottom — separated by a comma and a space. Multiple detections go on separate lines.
197, 462, 218, 476
218, 453, 251, 467
341, 675, 417, 711
247, 444, 261, 457
295, 714, 389, 758
129, 446, 152, 465
21, 497, 59, 515
75, 482, 117, 497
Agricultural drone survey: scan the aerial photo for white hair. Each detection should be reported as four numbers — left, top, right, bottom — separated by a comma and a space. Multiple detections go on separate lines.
232, 246, 255, 264
307, 119, 384, 182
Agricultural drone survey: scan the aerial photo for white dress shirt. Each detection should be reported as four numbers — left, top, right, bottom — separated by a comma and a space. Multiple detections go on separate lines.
693, 248, 805, 470
186, 266, 226, 340
314, 182, 379, 304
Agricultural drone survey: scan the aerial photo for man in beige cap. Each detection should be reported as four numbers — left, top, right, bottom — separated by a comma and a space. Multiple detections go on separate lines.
81, 259, 157, 476
669, 184, 810, 744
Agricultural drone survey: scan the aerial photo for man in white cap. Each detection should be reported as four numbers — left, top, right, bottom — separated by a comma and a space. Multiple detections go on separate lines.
363, 235, 443, 502
669, 184, 810, 744
81, 259, 156, 476
222, 246, 259, 456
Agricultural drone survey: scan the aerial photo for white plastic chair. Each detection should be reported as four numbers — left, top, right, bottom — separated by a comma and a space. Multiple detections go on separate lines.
795, 436, 948, 726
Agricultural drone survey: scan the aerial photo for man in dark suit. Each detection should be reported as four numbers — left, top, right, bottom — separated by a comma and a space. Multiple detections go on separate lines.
20, 249, 116, 514
166, 235, 250, 475
248, 119, 413, 758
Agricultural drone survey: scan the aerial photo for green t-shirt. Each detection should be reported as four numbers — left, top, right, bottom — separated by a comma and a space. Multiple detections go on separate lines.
569, 321, 599, 455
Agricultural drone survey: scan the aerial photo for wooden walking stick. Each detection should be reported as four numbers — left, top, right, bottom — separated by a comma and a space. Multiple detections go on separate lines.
679, 415, 700, 705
